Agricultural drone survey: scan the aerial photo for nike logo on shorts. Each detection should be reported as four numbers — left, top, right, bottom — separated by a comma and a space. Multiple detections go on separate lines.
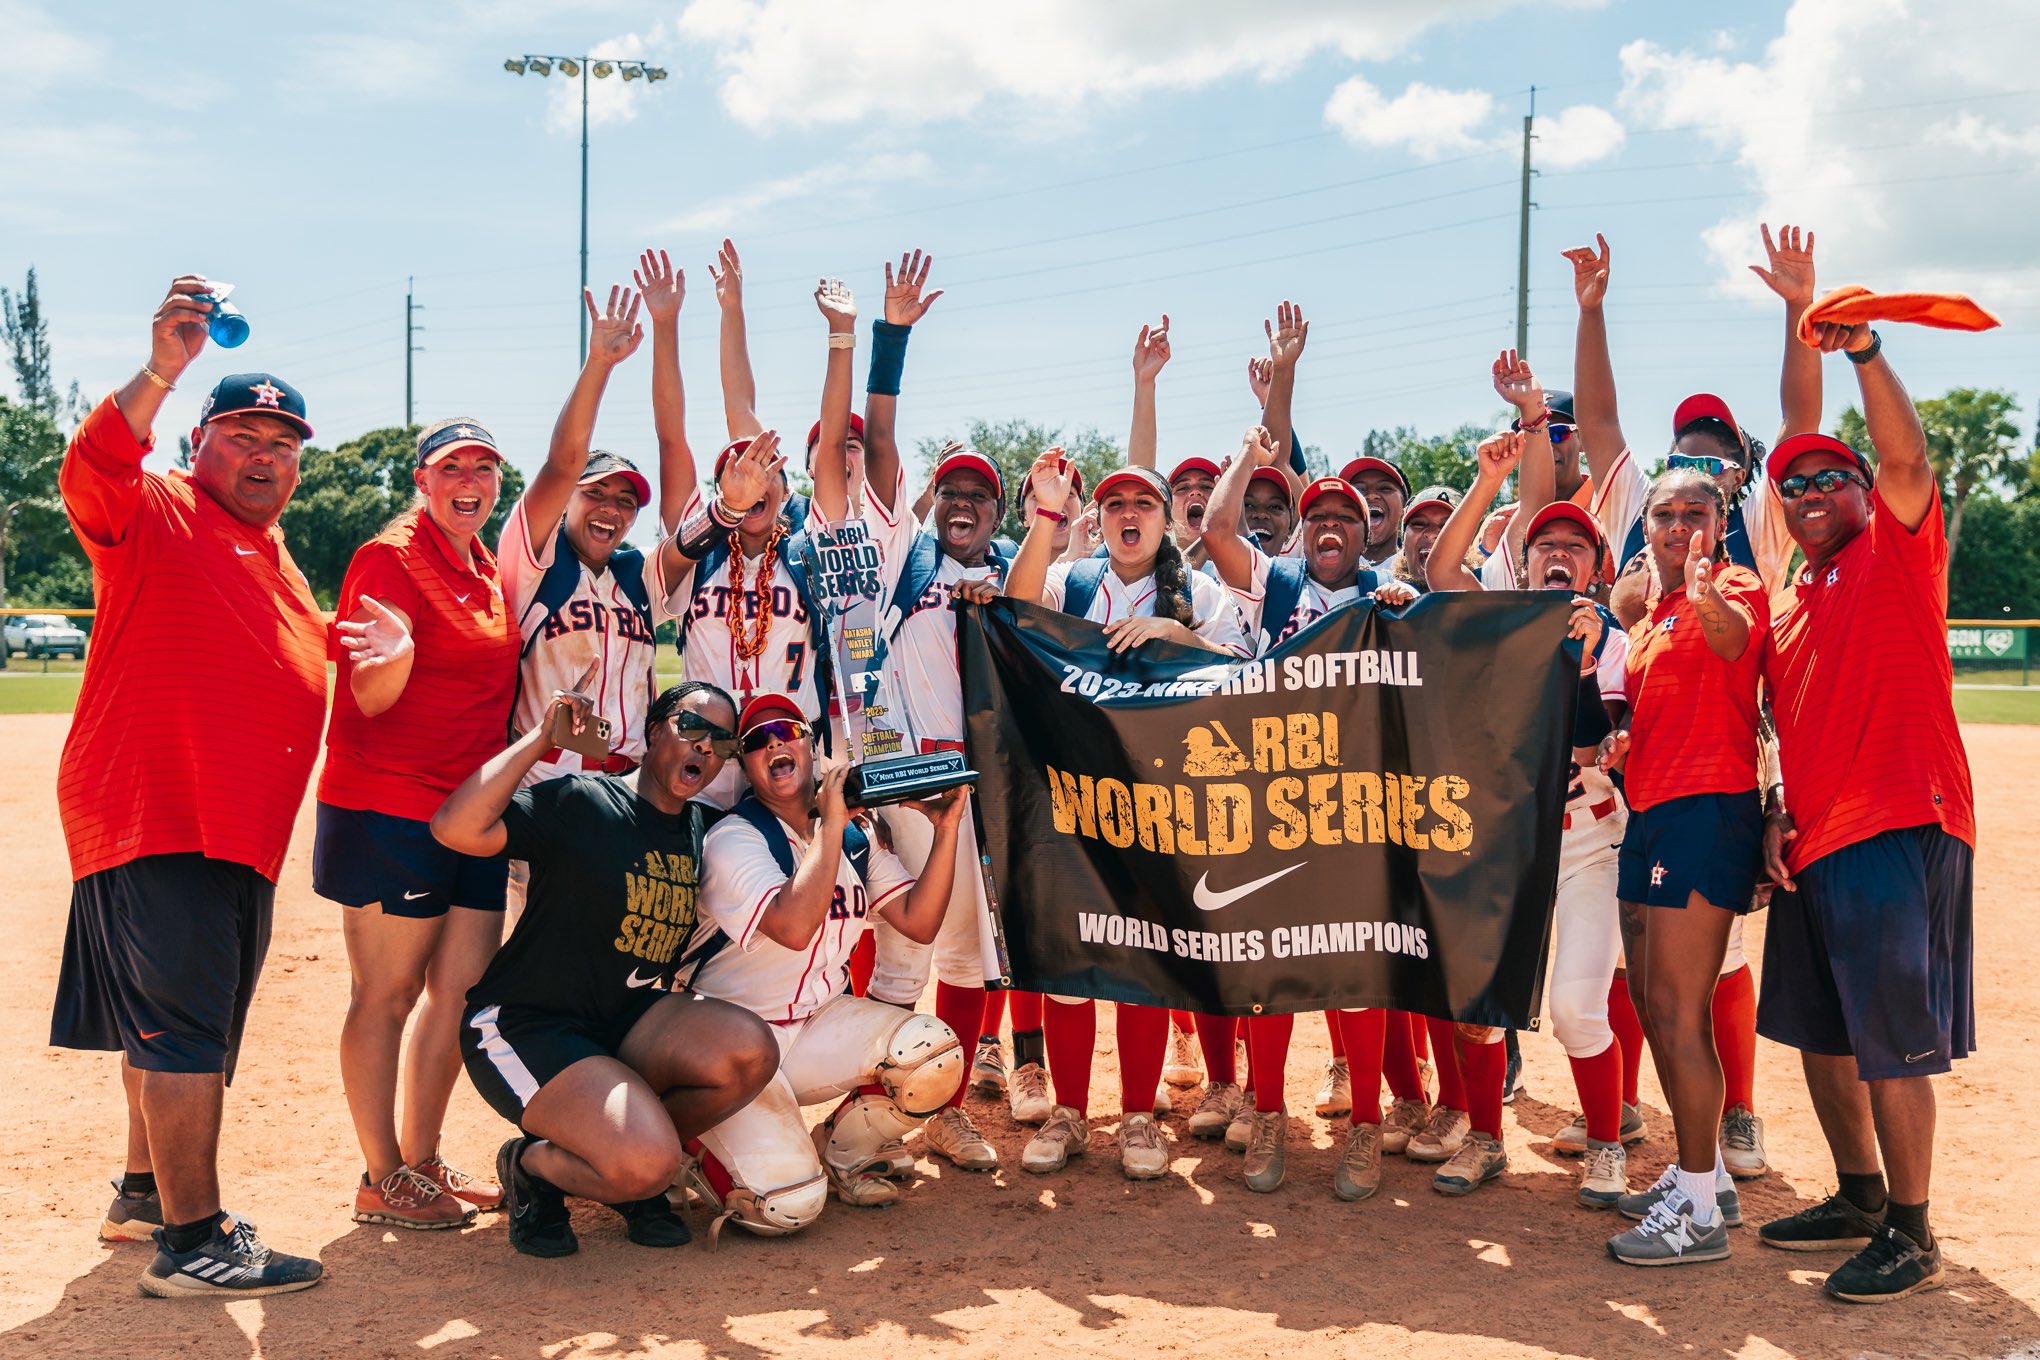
625, 969, 662, 989
138, 1029, 168, 1040
402, 890, 431, 901
1905, 1049, 1936, 1063
1192, 863, 1306, 912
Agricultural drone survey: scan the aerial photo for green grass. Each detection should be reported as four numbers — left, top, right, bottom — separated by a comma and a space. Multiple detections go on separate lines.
1954, 687, 2040, 726
0, 673, 85, 714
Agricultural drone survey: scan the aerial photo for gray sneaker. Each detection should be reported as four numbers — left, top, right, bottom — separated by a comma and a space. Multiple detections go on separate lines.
101, 1180, 163, 1243
1618, 1166, 1742, 1228
1607, 1193, 1731, 1266
1552, 1102, 1648, 1156
1720, 1104, 1768, 1179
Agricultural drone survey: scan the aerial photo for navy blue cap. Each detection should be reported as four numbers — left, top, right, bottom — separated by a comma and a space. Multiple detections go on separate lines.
416, 417, 501, 466
198, 373, 311, 438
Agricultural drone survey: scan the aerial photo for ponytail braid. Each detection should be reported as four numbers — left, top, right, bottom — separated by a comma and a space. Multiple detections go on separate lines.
1150, 534, 1198, 628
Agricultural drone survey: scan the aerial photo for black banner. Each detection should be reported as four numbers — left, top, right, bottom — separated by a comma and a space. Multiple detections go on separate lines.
960, 593, 1578, 1026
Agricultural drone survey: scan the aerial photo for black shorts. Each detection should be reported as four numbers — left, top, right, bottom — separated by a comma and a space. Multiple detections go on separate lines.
1617, 791, 1763, 913
461, 996, 663, 1130
1757, 825, 1975, 1082
313, 802, 508, 918
51, 853, 274, 1081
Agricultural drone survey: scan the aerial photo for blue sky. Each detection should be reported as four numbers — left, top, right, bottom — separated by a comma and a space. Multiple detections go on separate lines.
8, 0, 2038, 542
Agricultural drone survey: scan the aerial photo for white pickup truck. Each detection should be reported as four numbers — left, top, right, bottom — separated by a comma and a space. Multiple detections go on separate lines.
2, 613, 88, 659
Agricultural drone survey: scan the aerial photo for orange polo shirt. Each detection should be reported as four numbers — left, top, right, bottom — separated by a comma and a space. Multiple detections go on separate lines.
318, 509, 519, 822
57, 394, 329, 883
1765, 488, 1973, 873
1622, 565, 1768, 811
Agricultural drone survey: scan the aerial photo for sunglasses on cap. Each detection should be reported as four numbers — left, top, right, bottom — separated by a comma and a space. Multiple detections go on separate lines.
668, 711, 742, 758
1546, 422, 1574, 444
1667, 452, 1736, 477
741, 718, 811, 753
1778, 468, 1868, 501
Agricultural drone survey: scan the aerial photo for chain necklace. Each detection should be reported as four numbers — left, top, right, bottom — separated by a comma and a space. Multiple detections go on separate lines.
727, 523, 785, 662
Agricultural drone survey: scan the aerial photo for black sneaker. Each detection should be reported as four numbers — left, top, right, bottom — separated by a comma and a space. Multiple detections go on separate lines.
138, 1215, 323, 1298
1759, 1192, 1882, 1252
1502, 1031, 1525, 1105
497, 1137, 576, 1258
611, 1196, 692, 1248
101, 1180, 163, 1243
1824, 1225, 1943, 1303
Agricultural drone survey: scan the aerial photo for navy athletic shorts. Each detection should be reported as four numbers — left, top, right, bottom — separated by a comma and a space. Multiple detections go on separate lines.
1617, 790, 1763, 913
312, 802, 508, 918
51, 853, 274, 1080
1757, 824, 1975, 1082
460, 997, 666, 1129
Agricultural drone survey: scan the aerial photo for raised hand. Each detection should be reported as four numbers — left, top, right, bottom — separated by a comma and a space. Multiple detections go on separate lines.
151, 276, 217, 376
1132, 315, 1172, 383
1566, 595, 1605, 673
1749, 223, 1816, 307
720, 429, 785, 510
1246, 357, 1273, 407
902, 786, 968, 832
633, 248, 684, 324
1265, 300, 1308, 371
884, 250, 944, 326
338, 595, 415, 672
1240, 424, 1280, 468
1684, 528, 1713, 599
1563, 233, 1611, 310
1027, 447, 1076, 515
708, 238, 744, 312
546, 661, 599, 736
815, 277, 857, 332
1805, 319, 1873, 354
584, 285, 644, 367
1490, 347, 1544, 414
1475, 430, 1526, 482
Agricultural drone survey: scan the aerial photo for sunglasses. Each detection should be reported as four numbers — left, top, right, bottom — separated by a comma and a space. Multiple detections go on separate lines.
1546, 422, 1574, 444
1666, 453, 1738, 477
668, 711, 742, 758
1778, 468, 1868, 501
740, 718, 810, 753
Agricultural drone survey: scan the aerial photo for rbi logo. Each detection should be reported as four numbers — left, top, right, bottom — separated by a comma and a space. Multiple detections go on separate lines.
1181, 720, 1248, 777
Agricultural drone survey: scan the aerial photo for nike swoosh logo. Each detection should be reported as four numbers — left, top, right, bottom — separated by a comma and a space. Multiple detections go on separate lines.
138, 1029, 168, 1040
454, 593, 470, 604
1192, 863, 1306, 911
402, 890, 431, 901
234, 545, 257, 556
625, 969, 661, 989
1905, 1049, 1936, 1063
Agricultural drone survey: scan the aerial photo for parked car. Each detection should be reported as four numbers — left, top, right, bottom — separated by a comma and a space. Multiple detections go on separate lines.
3, 614, 88, 659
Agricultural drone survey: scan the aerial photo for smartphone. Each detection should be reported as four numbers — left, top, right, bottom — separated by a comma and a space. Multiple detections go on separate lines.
547, 705, 613, 760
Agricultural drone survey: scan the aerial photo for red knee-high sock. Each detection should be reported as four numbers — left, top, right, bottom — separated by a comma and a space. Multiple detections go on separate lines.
1044, 998, 1095, 1116
1196, 1014, 1237, 1084
1117, 1004, 1170, 1115
687, 1139, 736, 1198
1411, 1011, 1431, 1061
1335, 1010, 1388, 1125
1009, 990, 1044, 1032
1325, 1010, 1345, 1060
1457, 1035, 1506, 1138
1608, 973, 1644, 1107
1713, 964, 1757, 1115
1383, 1011, 1424, 1102
980, 989, 1008, 1038
934, 982, 986, 1109
1170, 1009, 1197, 1034
1246, 1013, 1294, 1112
847, 933, 876, 997
1568, 1041, 1624, 1144
1426, 1017, 1466, 1112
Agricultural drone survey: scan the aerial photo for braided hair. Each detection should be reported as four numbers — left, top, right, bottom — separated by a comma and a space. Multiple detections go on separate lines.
1150, 532, 1198, 628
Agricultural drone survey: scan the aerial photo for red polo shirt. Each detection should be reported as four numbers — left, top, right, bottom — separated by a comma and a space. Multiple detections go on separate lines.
1622, 565, 1768, 811
318, 508, 520, 822
57, 394, 329, 883
1765, 488, 1973, 873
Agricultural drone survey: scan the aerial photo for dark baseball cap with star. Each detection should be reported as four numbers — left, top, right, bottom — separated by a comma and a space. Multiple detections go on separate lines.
198, 373, 312, 438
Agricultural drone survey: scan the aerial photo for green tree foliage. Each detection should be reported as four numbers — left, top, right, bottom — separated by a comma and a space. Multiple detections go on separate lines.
1833, 387, 2023, 568
1360, 422, 1497, 498
2, 268, 83, 425
914, 419, 1123, 540
278, 426, 525, 606
1947, 490, 2040, 619
0, 396, 73, 608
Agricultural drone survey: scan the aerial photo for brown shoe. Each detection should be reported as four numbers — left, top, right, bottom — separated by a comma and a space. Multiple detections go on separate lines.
354, 1165, 475, 1230
417, 1153, 504, 1212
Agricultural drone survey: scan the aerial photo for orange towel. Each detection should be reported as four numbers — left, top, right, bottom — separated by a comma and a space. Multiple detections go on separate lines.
1797, 285, 2000, 347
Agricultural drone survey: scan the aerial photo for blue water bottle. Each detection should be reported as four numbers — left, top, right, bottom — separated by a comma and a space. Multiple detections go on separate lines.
194, 285, 250, 348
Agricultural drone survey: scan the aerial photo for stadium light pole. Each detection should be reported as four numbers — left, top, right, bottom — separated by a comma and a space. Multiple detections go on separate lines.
503, 54, 669, 361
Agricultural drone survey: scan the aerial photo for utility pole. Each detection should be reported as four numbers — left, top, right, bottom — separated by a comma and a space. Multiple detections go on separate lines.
1515, 87, 1536, 358
579, 62, 590, 362
404, 278, 424, 427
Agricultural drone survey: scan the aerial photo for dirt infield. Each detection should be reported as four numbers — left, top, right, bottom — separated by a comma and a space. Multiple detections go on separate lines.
1, 712, 2034, 1360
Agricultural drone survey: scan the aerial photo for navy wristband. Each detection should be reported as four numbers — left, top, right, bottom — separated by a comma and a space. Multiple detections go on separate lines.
867, 320, 910, 396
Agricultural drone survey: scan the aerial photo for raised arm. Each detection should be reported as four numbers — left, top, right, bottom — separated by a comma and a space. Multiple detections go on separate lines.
753, 768, 852, 951
1749, 223, 1823, 442
1427, 432, 1523, 593
525, 287, 644, 541
1128, 316, 1171, 469
431, 680, 594, 856
1813, 321, 1936, 530
809, 279, 859, 524
1203, 428, 1275, 592
1491, 348, 1553, 563
710, 238, 763, 441
1563, 234, 1628, 486
1260, 301, 1308, 471
1003, 451, 1077, 604
863, 250, 943, 513
636, 249, 695, 532
874, 790, 968, 944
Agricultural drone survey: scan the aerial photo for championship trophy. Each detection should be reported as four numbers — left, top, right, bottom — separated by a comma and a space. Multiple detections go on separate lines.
802, 518, 977, 808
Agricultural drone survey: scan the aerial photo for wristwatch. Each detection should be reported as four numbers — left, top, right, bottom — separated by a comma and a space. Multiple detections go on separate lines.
1845, 329, 1882, 366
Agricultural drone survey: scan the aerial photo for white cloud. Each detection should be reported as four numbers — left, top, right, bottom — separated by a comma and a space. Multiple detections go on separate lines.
1323, 76, 1496, 159
1535, 103, 1625, 169
662, 151, 934, 233
0, 0, 102, 100
1617, 0, 2040, 314
671, 0, 1564, 133
545, 34, 658, 133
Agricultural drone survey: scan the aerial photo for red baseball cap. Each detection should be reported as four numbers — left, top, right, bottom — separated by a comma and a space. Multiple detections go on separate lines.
1672, 393, 1746, 449
713, 437, 753, 482
1168, 456, 1223, 485
1337, 456, 1410, 496
932, 448, 1005, 503
805, 412, 866, 451
1297, 475, 1363, 518
1092, 465, 1171, 506
1766, 431, 1873, 484
1524, 500, 1605, 555
1247, 466, 1293, 502
578, 450, 651, 503
737, 691, 807, 736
